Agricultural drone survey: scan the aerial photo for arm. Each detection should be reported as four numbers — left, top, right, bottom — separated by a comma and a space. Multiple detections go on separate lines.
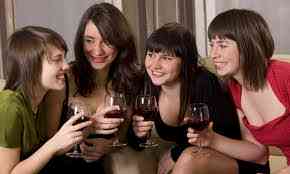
210, 109, 268, 163
0, 113, 91, 174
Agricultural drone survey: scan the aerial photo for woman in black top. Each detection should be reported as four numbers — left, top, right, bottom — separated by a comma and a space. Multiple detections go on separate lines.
130, 22, 269, 174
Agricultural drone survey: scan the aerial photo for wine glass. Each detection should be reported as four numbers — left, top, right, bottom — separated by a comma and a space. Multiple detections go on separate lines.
104, 93, 128, 147
186, 103, 210, 153
65, 97, 90, 158
135, 95, 159, 148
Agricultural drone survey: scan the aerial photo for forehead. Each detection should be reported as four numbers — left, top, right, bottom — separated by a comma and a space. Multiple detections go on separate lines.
84, 20, 100, 37
210, 36, 235, 44
47, 44, 65, 57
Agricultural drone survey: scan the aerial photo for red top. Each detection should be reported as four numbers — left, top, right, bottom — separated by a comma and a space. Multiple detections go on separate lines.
229, 59, 290, 164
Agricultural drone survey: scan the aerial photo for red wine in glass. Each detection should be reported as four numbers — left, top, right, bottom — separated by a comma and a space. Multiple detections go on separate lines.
66, 97, 90, 158
186, 116, 210, 131
105, 109, 126, 118
135, 108, 155, 121
187, 103, 210, 153
104, 93, 128, 147
135, 95, 158, 148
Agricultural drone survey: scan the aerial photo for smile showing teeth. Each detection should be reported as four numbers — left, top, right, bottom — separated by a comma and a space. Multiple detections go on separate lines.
214, 62, 226, 69
151, 71, 163, 77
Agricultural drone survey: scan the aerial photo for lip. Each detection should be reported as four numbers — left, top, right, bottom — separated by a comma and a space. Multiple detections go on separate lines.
149, 70, 164, 77
89, 55, 106, 63
56, 74, 65, 80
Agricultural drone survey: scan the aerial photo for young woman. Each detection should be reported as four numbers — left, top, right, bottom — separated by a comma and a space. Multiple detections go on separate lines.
0, 26, 91, 173
130, 22, 267, 174
205, 9, 290, 174
46, 2, 143, 173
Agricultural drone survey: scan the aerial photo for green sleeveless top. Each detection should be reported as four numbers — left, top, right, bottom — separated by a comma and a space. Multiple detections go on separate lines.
0, 88, 47, 160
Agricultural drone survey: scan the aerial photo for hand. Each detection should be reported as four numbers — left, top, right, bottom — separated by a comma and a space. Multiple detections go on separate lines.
91, 105, 124, 135
158, 149, 175, 174
80, 138, 114, 161
47, 112, 92, 155
186, 122, 214, 147
132, 115, 154, 138
276, 166, 290, 174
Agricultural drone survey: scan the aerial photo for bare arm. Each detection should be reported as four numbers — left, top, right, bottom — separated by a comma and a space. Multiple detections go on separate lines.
209, 110, 268, 163
0, 113, 91, 174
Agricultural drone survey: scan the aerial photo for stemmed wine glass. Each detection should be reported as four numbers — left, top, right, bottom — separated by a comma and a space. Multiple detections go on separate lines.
186, 103, 210, 153
135, 95, 159, 148
104, 92, 128, 147
65, 97, 90, 158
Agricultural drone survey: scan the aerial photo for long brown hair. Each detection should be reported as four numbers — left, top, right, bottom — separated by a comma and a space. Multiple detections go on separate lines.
73, 3, 142, 101
4, 26, 67, 98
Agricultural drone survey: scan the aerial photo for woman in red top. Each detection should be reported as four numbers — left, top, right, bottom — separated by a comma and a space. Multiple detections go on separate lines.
176, 9, 290, 174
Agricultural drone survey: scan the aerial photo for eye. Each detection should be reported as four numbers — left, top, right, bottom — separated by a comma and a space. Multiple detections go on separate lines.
162, 56, 173, 61
220, 44, 228, 48
208, 43, 213, 48
83, 38, 94, 44
146, 52, 153, 57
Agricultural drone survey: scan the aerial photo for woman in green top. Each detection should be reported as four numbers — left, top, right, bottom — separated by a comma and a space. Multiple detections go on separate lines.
0, 26, 92, 173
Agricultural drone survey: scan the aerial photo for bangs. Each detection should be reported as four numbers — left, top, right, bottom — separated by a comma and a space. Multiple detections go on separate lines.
208, 17, 236, 41
146, 34, 183, 57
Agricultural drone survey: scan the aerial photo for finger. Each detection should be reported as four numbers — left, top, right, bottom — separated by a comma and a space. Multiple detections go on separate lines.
188, 137, 198, 144
132, 115, 144, 121
95, 117, 124, 125
187, 127, 195, 134
73, 120, 92, 131
187, 132, 199, 138
95, 128, 118, 135
208, 122, 214, 130
64, 112, 87, 126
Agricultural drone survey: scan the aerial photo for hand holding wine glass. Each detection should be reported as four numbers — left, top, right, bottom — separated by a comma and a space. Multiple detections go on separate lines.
134, 95, 158, 148
65, 97, 91, 158
185, 103, 210, 153
104, 92, 128, 147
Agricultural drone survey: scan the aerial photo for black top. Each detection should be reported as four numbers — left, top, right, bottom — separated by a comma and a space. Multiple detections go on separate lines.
128, 68, 241, 160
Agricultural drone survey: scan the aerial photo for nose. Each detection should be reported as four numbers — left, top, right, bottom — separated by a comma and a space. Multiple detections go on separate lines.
209, 45, 220, 60
86, 41, 104, 56
62, 61, 70, 71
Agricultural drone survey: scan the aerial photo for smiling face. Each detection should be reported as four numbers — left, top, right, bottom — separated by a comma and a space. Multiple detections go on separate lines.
209, 37, 242, 80
83, 20, 118, 71
145, 51, 182, 87
41, 45, 69, 90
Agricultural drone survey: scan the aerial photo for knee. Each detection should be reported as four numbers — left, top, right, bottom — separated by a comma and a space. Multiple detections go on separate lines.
176, 147, 212, 169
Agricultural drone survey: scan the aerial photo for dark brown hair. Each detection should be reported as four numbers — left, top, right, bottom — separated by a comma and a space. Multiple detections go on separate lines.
4, 26, 67, 98
208, 9, 274, 90
146, 22, 199, 121
73, 2, 142, 100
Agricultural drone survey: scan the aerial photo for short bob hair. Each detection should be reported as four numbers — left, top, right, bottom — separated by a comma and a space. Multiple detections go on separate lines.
73, 2, 140, 97
146, 22, 199, 121
4, 26, 67, 98
208, 9, 274, 90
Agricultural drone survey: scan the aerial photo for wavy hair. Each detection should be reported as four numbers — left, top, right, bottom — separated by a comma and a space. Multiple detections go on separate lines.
73, 2, 142, 101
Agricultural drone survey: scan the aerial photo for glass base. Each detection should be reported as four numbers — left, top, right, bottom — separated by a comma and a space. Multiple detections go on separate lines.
139, 141, 159, 148
66, 151, 83, 158
111, 139, 127, 148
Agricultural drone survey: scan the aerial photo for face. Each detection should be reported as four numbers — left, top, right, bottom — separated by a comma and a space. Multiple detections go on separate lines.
41, 45, 69, 90
83, 20, 118, 71
209, 37, 241, 78
145, 51, 182, 87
